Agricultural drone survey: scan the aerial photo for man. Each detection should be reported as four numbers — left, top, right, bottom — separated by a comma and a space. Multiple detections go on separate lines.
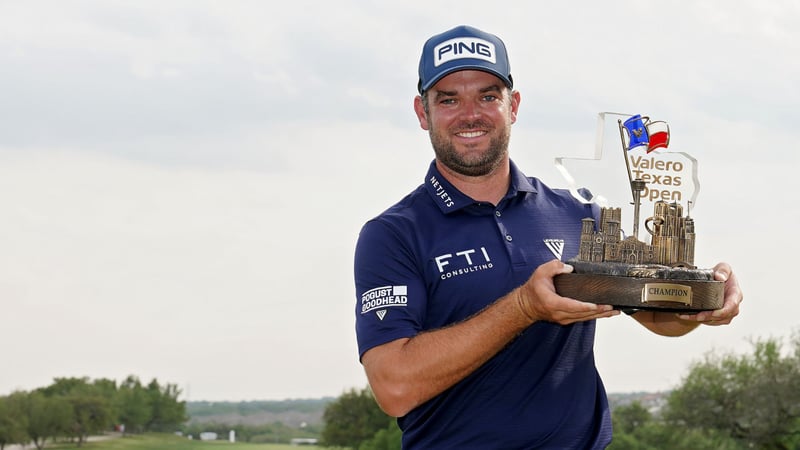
353, 25, 742, 449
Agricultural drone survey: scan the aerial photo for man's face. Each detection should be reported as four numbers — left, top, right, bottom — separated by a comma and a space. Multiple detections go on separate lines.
415, 70, 519, 177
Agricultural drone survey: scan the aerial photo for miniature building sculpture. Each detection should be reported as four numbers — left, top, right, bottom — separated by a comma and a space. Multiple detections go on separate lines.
577, 200, 695, 267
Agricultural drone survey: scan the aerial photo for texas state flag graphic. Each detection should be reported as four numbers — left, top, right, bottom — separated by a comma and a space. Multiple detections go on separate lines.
621, 114, 670, 153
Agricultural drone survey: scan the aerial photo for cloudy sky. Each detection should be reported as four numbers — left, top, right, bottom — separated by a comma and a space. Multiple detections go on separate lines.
1, 1, 797, 402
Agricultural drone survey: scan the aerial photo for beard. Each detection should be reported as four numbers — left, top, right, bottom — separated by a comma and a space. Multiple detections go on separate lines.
428, 120, 511, 177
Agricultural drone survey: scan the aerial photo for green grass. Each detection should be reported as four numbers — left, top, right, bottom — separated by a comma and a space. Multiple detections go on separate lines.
46, 433, 307, 450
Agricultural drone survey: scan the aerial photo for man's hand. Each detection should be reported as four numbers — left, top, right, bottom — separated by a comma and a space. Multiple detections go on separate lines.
678, 262, 743, 326
515, 259, 619, 325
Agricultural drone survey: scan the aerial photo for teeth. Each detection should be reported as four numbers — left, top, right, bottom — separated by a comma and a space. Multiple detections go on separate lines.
458, 131, 485, 138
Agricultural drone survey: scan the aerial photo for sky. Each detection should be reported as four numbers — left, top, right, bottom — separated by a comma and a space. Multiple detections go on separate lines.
1, 0, 798, 402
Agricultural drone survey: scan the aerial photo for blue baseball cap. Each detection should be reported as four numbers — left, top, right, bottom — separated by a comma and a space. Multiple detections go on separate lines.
417, 25, 513, 94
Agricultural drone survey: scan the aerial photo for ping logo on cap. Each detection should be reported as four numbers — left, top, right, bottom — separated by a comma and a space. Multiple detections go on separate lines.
434, 37, 496, 67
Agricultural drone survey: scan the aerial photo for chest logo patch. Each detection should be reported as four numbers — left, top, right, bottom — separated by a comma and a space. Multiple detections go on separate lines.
544, 239, 565, 260
433, 246, 494, 281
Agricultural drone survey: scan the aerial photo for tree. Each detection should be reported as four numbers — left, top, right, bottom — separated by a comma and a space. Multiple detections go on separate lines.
321, 387, 392, 449
144, 379, 186, 432
359, 421, 402, 450
607, 419, 742, 450
40, 377, 91, 397
116, 376, 150, 434
0, 393, 29, 450
23, 391, 72, 450
91, 378, 120, 422
0, 374, 187, 447
612, 401, 651, 435
66, 394, 112, 447
40, 377, 113, 446
663, 333, 800, 449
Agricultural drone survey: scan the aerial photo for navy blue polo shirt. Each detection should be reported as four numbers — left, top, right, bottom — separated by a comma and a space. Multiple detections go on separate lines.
354, 160, 611, 449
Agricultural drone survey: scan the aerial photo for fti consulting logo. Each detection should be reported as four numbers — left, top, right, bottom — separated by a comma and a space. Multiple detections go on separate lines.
434, 246, 494, 281
361, 286, 408, 320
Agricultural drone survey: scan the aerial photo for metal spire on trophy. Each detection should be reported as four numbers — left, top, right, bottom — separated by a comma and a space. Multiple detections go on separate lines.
618, 115, 666, 240
553, 113, 723, 312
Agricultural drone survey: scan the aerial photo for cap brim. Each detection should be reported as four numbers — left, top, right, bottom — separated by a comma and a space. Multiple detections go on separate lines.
419, 65, 512, 93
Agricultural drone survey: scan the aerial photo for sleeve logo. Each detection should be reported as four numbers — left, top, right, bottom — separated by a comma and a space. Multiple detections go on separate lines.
361, 286, 408, 317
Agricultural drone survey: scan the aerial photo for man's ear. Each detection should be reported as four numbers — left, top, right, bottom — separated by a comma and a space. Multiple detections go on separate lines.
414, 96, 429, 131
510, 90, 521, 124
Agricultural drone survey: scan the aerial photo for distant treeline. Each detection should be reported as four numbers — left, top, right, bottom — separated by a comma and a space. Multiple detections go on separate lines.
186, 397, 334, 419
183, 399, 332, 444
0, 375, 185, 450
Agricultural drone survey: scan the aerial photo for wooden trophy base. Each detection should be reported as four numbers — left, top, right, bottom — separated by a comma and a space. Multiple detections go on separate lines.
553, 261, 724, 313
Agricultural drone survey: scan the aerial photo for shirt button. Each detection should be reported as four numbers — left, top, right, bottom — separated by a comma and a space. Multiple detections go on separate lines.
495, 211, 502, 217
505, 234, 513, 242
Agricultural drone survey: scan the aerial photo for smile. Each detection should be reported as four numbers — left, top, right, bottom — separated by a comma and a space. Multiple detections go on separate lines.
456, 131, 487, 138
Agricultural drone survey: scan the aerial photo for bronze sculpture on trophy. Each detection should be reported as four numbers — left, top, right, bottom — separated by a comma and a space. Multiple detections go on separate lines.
553, 114, 724, 312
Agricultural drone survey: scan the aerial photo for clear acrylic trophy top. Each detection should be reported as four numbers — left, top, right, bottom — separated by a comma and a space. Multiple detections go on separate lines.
555, 112, 700, 253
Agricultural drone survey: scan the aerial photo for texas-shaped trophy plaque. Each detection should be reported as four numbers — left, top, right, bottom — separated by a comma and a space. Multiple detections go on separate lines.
552, 113, 723, 312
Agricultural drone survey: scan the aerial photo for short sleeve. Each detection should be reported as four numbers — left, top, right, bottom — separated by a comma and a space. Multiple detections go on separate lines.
354, 218, 428, 359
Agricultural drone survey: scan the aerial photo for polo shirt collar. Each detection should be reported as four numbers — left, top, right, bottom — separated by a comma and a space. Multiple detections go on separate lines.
424, 160, 538, 214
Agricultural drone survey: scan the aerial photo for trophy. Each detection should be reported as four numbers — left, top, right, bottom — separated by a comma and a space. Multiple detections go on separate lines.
553, 113, 724, 312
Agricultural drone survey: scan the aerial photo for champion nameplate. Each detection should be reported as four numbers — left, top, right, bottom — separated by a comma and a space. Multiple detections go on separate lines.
642, 283, 692, 306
